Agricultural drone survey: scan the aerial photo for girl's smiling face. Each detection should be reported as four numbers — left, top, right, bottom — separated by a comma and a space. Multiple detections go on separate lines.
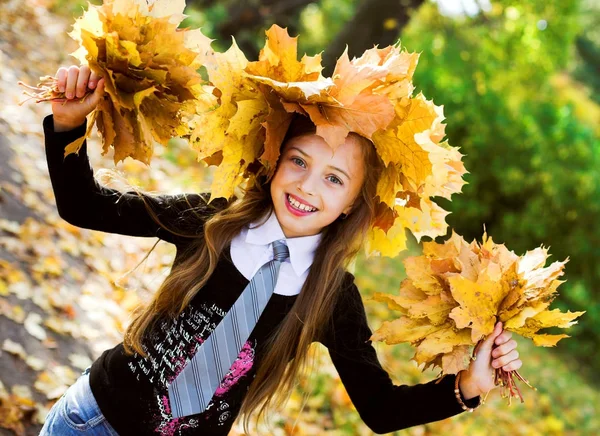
270, 133, 366, 238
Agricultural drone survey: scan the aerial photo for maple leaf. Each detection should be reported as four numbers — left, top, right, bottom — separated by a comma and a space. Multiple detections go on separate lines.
413, 325, 472, 368
372, 95, 436, 177
289, 44, 399, 151
355, 44, 419, 102
375, 163, 403, 209
370, 316, 447, 345
448, 272, 509, 343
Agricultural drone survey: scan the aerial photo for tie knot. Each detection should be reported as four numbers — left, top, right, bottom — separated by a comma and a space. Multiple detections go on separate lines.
272, 239, 289, 262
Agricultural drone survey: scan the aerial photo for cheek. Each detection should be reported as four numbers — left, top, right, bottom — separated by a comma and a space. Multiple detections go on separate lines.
270, 171, 292, 202
334, 186, 361, 213
272, 164, 298, 188
270, 167, 285, 189
318, 188, 345, 212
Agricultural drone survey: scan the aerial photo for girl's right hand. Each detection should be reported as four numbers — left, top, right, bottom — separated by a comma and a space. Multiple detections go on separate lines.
51, 64, 106, 132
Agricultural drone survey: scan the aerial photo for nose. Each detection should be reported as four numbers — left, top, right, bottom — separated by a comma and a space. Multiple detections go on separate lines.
298, 171, 318, 196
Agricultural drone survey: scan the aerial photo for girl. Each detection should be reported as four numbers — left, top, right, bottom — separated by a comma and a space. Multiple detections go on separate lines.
40, 65, 522, 435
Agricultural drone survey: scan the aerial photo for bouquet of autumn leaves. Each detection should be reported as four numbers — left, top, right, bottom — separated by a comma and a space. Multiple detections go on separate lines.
19, 0, 214, 165
369, 230, 585, 403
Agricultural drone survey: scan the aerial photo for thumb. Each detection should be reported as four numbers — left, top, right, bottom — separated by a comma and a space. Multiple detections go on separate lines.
86, 77, 106, 109
476, 321, 503, 356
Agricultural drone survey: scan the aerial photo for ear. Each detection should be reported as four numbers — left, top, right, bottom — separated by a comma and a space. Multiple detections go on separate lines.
342, 203, 353, 215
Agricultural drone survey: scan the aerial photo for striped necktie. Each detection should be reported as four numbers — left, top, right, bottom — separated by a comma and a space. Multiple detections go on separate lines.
167, 239, 290, 418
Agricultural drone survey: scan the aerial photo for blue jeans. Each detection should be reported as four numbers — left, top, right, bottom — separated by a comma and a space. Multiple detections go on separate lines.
39, 367, 119, 435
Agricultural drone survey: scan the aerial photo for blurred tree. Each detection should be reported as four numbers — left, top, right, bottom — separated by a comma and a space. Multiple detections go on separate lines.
184, 0, 424, 69
187, 0, 317, 58
571, 0, 600, 105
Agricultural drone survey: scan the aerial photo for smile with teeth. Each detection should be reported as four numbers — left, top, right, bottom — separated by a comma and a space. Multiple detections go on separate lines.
286, 194, 317, 212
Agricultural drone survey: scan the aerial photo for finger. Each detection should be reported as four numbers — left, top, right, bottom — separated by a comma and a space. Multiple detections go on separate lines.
76, 65, 91, 98
502, 359, 522, 372
473, 322, 502, 362
88, 70, 100, 89
495, 330, 513, 346
95, 77, 105, 94
492, 349, 519, 368
56, 67, 68, 93
492, 339, 517, 358
85, 77, 106, 110
479, 322, 502, 350
65, 66, 79, 99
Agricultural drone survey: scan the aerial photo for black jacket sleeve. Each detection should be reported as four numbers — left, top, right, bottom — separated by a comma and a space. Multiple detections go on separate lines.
43, 114, 224, 246
319, 275, 480, 434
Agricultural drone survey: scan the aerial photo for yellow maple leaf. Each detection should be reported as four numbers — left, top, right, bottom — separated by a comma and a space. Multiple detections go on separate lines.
370, 316, 446, 345
357, 44, 419, 102
412, 323, 470, 366
403, 256, 444, 295
246, 25, 323, 82
422, 230, 463, 259
372, 95, 436, 183
395, 197, 451, 243
448, 272, 509, 342
364, 220, 409, 258
531, 334, 571, 347
504, 300, 551, 329
407, 294, 457, 326
375, 163, 404, 208
441, 345, 473, 375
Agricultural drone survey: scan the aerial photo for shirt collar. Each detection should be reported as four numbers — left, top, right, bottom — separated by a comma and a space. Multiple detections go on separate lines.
245, 209, 322, 276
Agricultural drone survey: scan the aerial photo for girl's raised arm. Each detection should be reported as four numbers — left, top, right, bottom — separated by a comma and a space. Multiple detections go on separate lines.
43, 114, 220, 246
319, 277, 480, 434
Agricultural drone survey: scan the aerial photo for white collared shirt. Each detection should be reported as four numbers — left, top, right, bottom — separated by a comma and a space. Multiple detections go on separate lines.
230, 210, 322, 296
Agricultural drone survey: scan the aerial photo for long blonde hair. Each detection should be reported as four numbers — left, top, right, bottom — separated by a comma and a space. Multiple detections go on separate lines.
121, 115, 385, 432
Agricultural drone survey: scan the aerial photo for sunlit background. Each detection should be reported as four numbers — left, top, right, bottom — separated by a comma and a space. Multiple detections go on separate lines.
0, 0, 598, 434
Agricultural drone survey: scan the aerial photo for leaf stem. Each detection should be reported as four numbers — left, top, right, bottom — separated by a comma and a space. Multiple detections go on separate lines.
495, 367, 536, 405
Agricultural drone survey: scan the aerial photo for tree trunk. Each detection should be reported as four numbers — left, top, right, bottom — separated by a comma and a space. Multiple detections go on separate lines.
198, 0, 318, 60
322, 0, 425, 75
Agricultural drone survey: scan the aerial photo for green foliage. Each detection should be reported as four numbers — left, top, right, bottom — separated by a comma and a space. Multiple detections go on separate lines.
180, 3, 229, 50
297, 0, 357, 56
571, 0, 600, 105
399, 0, 600, 381
49, 0, 102, 18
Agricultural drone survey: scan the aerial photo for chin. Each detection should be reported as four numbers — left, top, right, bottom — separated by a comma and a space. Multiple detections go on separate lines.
273, 205, 313, 238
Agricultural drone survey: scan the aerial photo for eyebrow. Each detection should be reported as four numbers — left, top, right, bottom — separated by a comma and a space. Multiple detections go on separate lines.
289, 146, 352, 180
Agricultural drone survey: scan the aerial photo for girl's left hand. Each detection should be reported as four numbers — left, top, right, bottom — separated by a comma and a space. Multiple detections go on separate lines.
459, 321, 522, 399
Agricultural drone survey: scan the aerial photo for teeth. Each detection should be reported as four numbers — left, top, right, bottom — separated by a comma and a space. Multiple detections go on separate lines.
287, 194, 316, 212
